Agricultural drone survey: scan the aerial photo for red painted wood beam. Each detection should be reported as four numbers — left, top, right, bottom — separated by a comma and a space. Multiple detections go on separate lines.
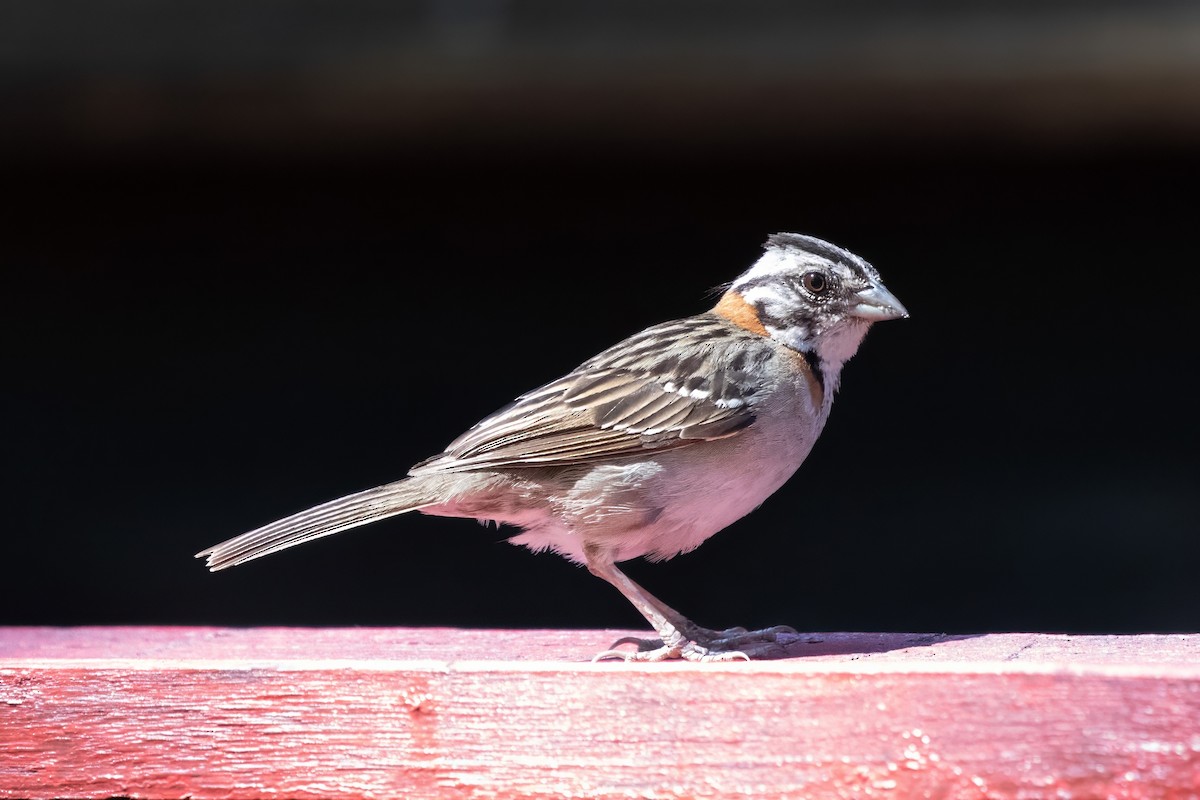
2, 627, 1199, 799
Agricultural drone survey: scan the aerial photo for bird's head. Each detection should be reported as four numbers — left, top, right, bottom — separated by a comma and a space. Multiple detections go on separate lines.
718, 233, 908, 372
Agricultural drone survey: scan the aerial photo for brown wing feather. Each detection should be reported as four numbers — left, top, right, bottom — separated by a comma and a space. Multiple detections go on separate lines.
408, 316, 767, 476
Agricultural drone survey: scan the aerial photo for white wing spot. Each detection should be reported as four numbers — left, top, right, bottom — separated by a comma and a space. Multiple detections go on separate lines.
660, 381, 711, 400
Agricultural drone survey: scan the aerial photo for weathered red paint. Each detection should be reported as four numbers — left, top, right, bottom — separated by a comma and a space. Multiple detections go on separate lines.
2, 628, 1198, 799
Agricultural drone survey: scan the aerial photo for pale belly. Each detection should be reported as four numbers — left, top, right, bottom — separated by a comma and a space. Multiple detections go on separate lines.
507, 399, 825, 564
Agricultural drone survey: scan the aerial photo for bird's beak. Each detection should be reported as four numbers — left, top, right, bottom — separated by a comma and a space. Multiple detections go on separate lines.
851, 283, 909, 321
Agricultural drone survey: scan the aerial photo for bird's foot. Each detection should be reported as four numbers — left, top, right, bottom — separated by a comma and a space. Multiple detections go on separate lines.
593, 624, 801, 662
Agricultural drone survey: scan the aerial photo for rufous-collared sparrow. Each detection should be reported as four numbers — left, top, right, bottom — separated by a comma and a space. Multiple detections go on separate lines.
198, 233, 908, 661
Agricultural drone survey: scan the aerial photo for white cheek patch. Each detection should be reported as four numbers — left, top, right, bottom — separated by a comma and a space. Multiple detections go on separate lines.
740, 284, 795, 323
764, 323, 812, 354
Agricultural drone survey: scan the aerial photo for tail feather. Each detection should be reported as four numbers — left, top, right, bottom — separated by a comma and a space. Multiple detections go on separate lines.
196, 478, 435, 571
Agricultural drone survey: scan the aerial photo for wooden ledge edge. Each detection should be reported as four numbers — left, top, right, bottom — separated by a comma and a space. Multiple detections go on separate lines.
1, 627, 1197, 676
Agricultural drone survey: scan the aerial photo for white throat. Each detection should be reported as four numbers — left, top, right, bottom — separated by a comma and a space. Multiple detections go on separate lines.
816, 319, 871, 373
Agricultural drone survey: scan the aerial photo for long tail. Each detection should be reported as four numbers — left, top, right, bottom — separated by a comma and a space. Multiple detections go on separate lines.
196, 477, 436, 571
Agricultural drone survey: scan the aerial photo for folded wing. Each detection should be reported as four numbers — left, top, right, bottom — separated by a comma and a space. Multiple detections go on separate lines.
410, 316, 765, 475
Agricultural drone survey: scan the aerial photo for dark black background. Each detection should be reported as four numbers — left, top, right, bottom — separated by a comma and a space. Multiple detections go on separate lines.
4, 2, 1198, 635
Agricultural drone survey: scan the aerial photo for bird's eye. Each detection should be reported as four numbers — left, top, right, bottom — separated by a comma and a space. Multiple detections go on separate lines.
802, 271, 829, 295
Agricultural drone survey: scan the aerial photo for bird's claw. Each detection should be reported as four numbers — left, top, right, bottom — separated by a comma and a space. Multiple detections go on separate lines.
593, 624, 800, 662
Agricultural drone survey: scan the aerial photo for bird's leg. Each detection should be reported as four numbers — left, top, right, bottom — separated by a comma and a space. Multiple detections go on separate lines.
584, 552, 697, 659
584, 547, 798, 662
